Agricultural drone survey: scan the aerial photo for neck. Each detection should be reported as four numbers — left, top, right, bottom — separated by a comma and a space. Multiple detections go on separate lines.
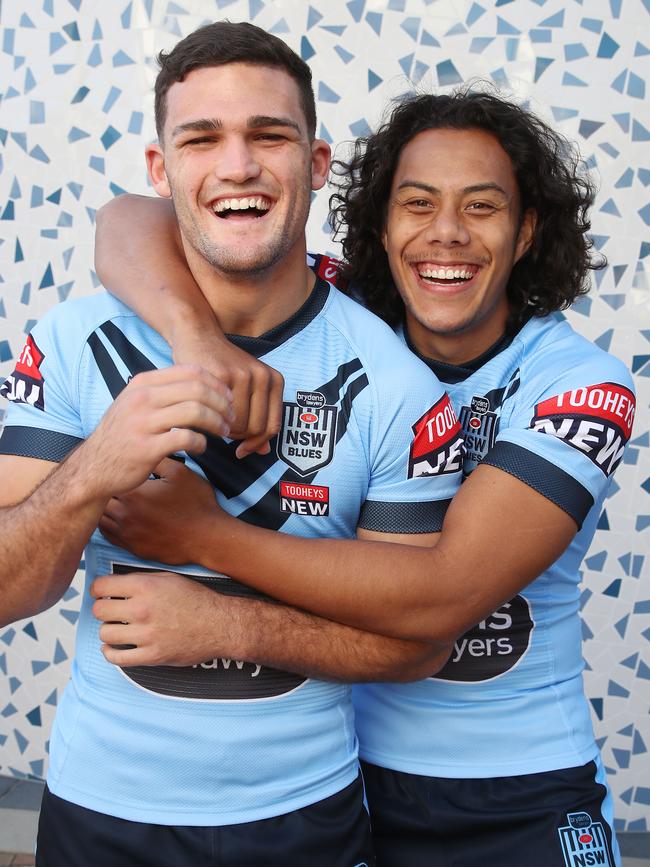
405, 312, 509, 367
183, 239, 314, 337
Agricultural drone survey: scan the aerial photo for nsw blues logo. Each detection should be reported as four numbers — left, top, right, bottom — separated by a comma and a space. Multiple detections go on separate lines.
558, 812, 613, 866
459, 395, 498, 474
277, 390, 338, 477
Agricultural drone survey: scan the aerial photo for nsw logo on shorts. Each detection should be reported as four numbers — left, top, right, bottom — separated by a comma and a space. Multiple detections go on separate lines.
558, 812, 613, 866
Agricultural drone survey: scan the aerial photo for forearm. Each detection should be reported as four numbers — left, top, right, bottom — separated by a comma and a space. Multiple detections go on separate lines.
95, 194, 222, 348
192, 466, 576, 643
202, 592, 451, 683
0, 451, 109, 625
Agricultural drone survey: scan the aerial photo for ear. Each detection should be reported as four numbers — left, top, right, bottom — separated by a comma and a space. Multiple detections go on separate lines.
310, 139, 331, 191
145, 143, 172, 199
514, 207, 537, 263
381, 223, 388, 252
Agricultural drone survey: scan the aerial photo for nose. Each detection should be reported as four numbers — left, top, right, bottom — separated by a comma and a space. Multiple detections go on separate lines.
423, 203, 471, 246
215, 136, 261, 184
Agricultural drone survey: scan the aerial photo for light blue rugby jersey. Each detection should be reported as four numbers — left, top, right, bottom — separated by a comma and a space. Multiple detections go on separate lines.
353, 312, 635, 778
0, 274, 462, 824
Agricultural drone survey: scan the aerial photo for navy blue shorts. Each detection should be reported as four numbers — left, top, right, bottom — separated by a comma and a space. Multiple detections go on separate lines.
36, 776, 374, 867
362, 759, 620, 867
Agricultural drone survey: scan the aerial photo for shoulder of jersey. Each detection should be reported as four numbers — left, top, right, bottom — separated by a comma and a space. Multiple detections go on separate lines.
36, 289, 136, 338
517, 313, 634, 392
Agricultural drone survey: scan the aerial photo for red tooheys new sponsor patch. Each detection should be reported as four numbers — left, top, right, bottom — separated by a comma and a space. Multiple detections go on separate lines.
408, 393, 465, 477
316, 254, 348, 291
530, 382, 635, 476
279, 482, 330, 516
0, 335, 46, 411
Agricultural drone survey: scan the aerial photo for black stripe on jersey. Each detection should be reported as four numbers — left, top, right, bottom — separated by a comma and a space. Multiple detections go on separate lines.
87, 332, 128, 399
100, 321, 157, 375
0, 425, 83, 461
228, 278, 331, 358
318, 359, 363, 405
482, 441, 594, 528
337, 373, 368, 437
358, 498, 450, 534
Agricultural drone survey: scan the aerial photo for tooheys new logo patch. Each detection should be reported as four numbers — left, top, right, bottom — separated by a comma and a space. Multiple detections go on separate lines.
278, 390, 338, 476
408, 393, 464, 477
531, 382, 635, 476
432, 596, 534, 682
0, 335, 46, 411
112, 564, 307, 701
558, 811, 614, 867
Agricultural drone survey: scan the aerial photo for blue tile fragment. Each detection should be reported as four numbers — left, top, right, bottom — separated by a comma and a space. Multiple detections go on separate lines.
300, 36, 315, 62
496, 16, 520, 35
62, 21, 80, 41
87, 44, 102, 67
365, 11, 382, 36
0, 341, 12, 363
598, 33, 620, 58
466, 0, 486, 22
68, 127, 89, 143
562, 72, 588, 87
318, 82, 340, 103
529, 29, 552, 43
334, 45, 354, 64
437, 59, 462, 85
92, 19, 103, 39
420, 30, 439, 47
112, 49, 134, 67
540, 10, 564, 26
368, 70, 382, 91
100, 126, 121, 150
49, 32, 66, 55
344, 0, 365, 22
590, 697, 604, 720
534, 57, 553, 81
103, 86, 121, 113
581, 17, 603, 34
401, 17, 420, 41
600, 198, 621, 217
14, 730, 28, 754
638, 204, 650, 226
565, 43, 588, 61
26, 707, 42, 727
470, 37, 494, 54
627, 72, 646, 99
39, 264, 54, 290
607, 680, 630, 698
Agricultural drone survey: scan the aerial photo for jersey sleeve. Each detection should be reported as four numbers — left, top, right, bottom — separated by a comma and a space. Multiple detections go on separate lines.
483, 340, 635, 528
0, 306, 84, 462
357, 357, 464, 534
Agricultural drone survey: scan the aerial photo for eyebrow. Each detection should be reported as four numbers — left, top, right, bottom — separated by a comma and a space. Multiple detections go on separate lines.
396, 180, 510, 197
171, 115, 302, 139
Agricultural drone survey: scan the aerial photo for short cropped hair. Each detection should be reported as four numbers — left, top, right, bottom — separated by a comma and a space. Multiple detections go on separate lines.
154, 21, 317, 140
330, 88, 603, 327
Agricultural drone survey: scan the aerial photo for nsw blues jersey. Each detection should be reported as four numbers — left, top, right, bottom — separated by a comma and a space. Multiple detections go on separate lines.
353, 313, 635, 778
0, 276, 461, 823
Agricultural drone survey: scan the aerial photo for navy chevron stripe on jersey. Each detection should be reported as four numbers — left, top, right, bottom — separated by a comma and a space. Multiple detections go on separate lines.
100, 320, 157, 374
87, 331, 128, 399
482, 441, 594, 527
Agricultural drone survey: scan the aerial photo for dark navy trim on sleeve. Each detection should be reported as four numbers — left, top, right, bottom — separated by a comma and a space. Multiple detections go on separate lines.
481, 441, 594, 528
0, 425, 83, 462
358, 499, 451, 534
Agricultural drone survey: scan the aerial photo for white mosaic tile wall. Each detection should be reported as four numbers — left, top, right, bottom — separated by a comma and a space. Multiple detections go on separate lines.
0, 0, 648, 834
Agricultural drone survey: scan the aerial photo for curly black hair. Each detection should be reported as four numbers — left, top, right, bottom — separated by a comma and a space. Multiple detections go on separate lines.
329, 87, 604, 328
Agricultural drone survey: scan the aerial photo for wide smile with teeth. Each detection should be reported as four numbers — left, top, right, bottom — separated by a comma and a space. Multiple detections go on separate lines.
417, 265, 479, 284
212, 196, 272, 218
